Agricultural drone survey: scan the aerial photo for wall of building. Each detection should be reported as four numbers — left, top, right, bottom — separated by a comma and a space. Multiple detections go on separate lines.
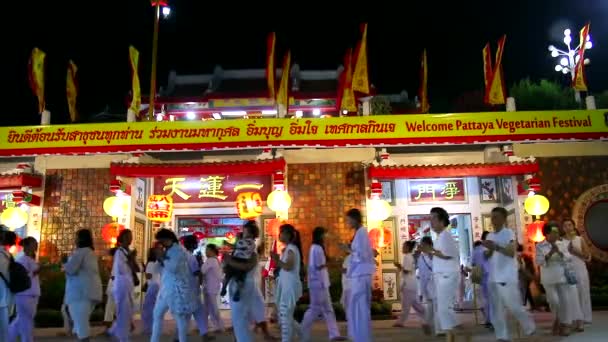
287, 162, 367, 261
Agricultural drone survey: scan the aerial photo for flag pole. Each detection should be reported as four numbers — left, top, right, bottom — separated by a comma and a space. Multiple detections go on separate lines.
148, 1, 161, 121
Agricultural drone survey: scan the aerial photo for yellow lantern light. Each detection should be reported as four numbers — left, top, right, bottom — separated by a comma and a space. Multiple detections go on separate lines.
0, 207, 29, 229
367, 198, 392, 222
266, 189, 292, 212
103, 196, 129, 218
524, 194, 550, 216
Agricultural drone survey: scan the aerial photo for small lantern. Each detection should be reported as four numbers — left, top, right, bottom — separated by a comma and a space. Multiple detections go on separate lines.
236, 192, 263, 219
103, 196, 129, 218
267, 171, 292, 212
0, 207, 29, 230
524, 194, 550, 217
146, 195, 173, 222
367, 180, 392, 222
527, 221, 546, 243
102, 223, 126, 244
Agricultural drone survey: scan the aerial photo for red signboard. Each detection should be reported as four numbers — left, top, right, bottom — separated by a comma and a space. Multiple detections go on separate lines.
408, 178, 467, 203
153, 175, 272, 204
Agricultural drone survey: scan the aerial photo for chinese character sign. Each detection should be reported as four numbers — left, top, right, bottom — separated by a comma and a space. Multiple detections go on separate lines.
154, 175, 271, 203
146, 195, 173, 222
236, 192, 263, 219
408, 178, 466, 203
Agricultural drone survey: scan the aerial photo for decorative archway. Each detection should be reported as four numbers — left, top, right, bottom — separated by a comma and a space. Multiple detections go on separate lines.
572, 184, 608, 262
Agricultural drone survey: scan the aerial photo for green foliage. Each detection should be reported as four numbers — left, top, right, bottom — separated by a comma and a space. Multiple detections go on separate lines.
509, 79, 579, 110
594, 90, 608, 109
370, 96, 393, 115
37, 262, 66, 310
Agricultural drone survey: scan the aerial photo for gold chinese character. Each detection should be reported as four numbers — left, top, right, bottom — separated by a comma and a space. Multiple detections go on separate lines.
199, 176, 228, 200
163, 178, 191, 200
415, 184, 436, 200
441, 182, 461, 200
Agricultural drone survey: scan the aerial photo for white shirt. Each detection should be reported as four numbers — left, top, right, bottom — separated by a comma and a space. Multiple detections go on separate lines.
145, 261, 162, 286
432, 229, 460, 273
201, 257, 222, 295
16, 254, 40, 297
536, 240, 570, 285
487, 227, 518, 283
341, 255, 351, 291
347, 227, 376, 278
308, 244, 330, 289
400, 253, 417, 290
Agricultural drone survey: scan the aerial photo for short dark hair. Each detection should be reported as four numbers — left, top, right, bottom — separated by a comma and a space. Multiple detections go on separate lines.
481, 231, 490, 241
206, 243, 219, 255
346, 208, 363, 226
147, 246, 158, 263
474, 241, 482, 247
517, 243, 524, 252
243, 220, 260, 239
492, 207, 508, 219
1, 230, 16, 247
76, 229, 95, 250
19, 236, 37, 248
542, 221, 560, 237
420, 236, 433, 247
182, 234, 198, 251
312, 226, 326, 246
279, 224, 297, 243
155, 228, 178, 243
430, 207, 450, 227
117, 229, 132, 245
405, 240, 417, 251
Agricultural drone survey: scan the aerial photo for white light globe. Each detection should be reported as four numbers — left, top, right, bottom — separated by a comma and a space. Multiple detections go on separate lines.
584, 58, 590, 65
560, 57, 569, 66
562, 68, 569, 74
555, 65, 563, 72
551, 50, 559, 57
548, 45, 556, 51
162, 6, 171, 17
564, 29, 571, 36
585, 41, 593, 49
564, 36, 572, 45
186, 111, 196, 120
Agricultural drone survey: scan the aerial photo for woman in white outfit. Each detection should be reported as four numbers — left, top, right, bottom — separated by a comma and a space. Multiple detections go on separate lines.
142, 245, 162, 335
151, 229, 198, 342
109, 229, 137, 342
562, 219, 592, 325
63, 229, 103, 342
340, 254, 351, 317
536, 222, 573, 336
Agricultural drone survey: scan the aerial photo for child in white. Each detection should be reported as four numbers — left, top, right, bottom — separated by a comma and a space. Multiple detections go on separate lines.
340, 254, 351, 316
201, 244, 225, 333
484, 207, 535, 341
394, 240, 430, 334
109, 229, 137, 342
271, 224, 303, 342
301, 227, 345, 341
182, 235, 210, 339
142, 245, 162, 335
8, 237, 40, 342
416, 237, 437, 331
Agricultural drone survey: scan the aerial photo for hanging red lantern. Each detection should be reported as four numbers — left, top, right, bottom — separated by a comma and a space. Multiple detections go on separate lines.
265, 218, 281, 238
193, 231, 205, 241
101, 223, 126, 244
235, 192, 263, 220
527, 220, 545, 243
368, 226, 392, 250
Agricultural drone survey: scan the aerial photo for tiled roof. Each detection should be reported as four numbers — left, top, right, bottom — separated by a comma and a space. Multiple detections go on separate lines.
368, 161, 539, 179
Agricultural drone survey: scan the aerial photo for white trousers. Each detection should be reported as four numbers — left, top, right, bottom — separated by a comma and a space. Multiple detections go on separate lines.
278, 296, 299, 342
543, 283, 571, 324
574, 263, 592, 323
142, 283, 159, 334
0, 306, 9, 342
151, 294, 190, 342
67, 300, 94, 339
230, 279, 257, 342
8, 295, 38, 342
104, 291, 116, 322
567, 284, 584, 322
433, 272, 459, 331
396, 287, 427, 326
203, 292, 225, 332
188, 293, 209, 336
109, 287, 133, 342
347, 275, 372, 342
301, 286, 340, 340
489, 282, 536, 340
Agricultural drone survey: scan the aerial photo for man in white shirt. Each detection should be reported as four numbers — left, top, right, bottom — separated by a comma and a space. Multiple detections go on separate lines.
421, 207, 460, 335
483, 207, 536, 341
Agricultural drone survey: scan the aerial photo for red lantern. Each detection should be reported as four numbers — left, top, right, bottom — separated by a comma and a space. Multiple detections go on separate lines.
225, 232, 235, 240
193, 231, 205, 241
265, 219, 281, 238
147, 195, 173, 222
235, 192, 263, 220
368, 227, 392, 250
101, 223, 126, 243
528, 220, 545, 243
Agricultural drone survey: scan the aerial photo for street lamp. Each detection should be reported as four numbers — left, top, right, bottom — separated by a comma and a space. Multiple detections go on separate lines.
548, 28, 592, 103
148, 1, 171, 121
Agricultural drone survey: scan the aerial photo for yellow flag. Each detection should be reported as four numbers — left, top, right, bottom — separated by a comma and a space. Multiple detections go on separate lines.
419, 49, 430, 113
266, 32, 276, 100
66, 60, 78, 122
573, 23, 590, 91
276, 51, 291, 114
340, 49, 358, 113
28, 48, 46, 114
129, 46, 141, 115
352, 23, 370, 94
486, 35, 507, 105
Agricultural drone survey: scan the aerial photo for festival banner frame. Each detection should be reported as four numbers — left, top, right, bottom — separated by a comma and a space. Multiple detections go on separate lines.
1, 110, 606, 156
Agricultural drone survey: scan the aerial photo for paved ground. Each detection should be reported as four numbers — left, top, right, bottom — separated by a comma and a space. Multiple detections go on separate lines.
34, 311, 607, 341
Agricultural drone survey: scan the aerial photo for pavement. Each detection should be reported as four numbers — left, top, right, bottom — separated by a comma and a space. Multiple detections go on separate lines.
34, 310, 608, 341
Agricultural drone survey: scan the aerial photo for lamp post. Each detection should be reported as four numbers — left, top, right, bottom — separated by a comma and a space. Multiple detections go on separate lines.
548, 28, 592, 103
148, 1, 171, 121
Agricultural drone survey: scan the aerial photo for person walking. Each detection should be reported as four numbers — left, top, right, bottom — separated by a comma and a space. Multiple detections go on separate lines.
201, 243, 225, 333
471, 231, 492, 328
8, 237, 40, 342
142, 245, 163, 335
0, 228, 17, 342
562, 219, 592, 325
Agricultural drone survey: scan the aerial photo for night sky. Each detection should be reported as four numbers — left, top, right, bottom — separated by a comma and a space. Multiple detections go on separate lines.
5, 0, 607, 126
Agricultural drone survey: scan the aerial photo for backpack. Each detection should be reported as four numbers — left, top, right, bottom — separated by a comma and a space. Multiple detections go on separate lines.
0, 254, 32, 293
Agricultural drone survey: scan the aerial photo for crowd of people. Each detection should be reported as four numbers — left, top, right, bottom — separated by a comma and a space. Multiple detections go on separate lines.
0, 204, 594, 342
